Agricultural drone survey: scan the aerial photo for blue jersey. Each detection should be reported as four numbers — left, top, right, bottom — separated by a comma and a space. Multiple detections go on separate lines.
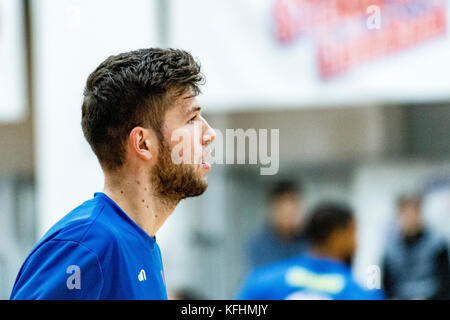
237, 254, 384, 300
10, 192, 168, 300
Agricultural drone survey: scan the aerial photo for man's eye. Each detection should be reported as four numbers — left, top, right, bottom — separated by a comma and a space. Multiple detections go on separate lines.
188, 115, 198, 124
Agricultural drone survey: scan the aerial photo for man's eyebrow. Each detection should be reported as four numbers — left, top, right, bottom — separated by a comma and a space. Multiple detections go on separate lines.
185, 106, 202, 116
183, 94, 196, 100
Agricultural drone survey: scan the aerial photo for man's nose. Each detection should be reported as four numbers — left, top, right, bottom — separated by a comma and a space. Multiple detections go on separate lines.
202, 119, 216, 145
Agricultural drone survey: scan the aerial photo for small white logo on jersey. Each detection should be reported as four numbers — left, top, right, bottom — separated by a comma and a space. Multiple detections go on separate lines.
138, 269, 147, 282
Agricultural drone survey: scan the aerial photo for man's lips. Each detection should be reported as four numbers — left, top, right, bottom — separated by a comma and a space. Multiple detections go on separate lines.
201, 161, 212, 171
201, 147, 212, 171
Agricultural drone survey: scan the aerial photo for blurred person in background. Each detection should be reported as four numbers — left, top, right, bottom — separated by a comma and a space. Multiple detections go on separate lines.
10, 48, 216, 300
237, 203, 384, 300
168, 287, 205, 300
381, 193, 450, 300
246, 180, 307, 269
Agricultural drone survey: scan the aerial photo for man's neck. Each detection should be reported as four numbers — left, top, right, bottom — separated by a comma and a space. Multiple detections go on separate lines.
103, 172, 178, 238
309, 246, 343, 264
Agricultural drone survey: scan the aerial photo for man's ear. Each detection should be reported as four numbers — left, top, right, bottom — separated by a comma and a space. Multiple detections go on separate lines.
128, 127, 155, 162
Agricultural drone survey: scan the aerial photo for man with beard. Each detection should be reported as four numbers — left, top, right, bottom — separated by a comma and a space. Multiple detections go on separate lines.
10, 48, 216, 300
237, 203, 384, 300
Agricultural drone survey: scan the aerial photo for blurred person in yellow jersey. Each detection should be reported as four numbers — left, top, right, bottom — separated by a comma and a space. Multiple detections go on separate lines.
238, 203, 384, 300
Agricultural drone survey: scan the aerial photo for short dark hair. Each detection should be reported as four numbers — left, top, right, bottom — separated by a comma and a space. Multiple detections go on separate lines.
304, 203, 354, 246
396, 193, 422, 210
269, 180, 302, 202
81, 48, 204, 171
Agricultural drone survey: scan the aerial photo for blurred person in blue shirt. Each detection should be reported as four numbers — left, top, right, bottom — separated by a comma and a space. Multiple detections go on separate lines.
238, 203, 384, 300
381, 193, 450, 300
246, 181, 307, 269
10, 48, 216, 300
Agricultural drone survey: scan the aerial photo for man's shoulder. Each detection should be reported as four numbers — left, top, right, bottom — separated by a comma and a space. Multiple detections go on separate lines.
249, 255, 301, 284
340, 275, 385, 300
239, 255, 311, 299
37, 197, 122, 256
424, 229, 448, 247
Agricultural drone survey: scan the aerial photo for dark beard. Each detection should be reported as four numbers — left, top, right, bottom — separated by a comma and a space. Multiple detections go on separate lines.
151, 139, 208, 204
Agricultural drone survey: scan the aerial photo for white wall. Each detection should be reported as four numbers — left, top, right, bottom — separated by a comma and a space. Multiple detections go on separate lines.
0, 0, 27, 122
31, 0, 160, 235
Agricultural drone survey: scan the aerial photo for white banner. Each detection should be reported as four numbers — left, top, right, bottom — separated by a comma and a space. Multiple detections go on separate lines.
169, 0, 450, 112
